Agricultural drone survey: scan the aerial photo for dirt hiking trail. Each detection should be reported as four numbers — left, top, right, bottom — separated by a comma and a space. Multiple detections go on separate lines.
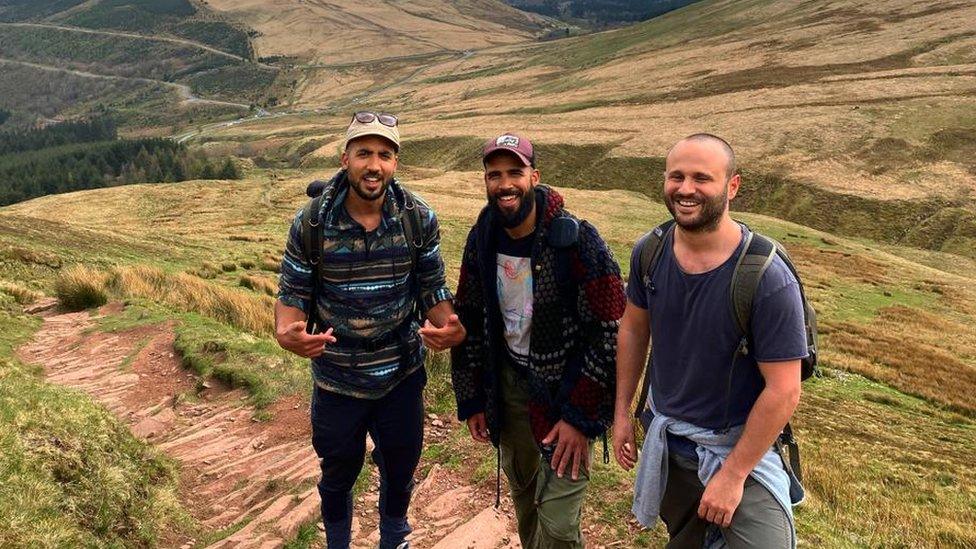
16, 301, 521, 548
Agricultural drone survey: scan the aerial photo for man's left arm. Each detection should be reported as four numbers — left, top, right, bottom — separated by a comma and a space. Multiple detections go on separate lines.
697, 360, 801, 527
545, 221, 626, 479
413, 205, 465, 350
699, 270, 808, 527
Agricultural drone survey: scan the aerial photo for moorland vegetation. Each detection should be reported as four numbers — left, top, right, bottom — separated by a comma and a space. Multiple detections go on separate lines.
1, 0, 974, 546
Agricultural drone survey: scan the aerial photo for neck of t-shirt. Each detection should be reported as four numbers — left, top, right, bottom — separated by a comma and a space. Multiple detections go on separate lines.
673, 219, 744, 275
500, 226, 535, 243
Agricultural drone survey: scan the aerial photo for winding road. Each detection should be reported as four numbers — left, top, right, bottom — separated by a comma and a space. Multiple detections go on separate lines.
0, 57, 259, 113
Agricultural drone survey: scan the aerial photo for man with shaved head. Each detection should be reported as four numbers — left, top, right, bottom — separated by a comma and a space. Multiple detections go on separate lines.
613, 134, 806, 547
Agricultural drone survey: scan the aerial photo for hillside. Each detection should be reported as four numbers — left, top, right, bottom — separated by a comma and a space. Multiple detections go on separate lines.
504, 0, 702, 24
1, 169, 974, 546
3, 0, 976, 546
0, 0, 278, 130
188, 0, 976, 258
204, 0, 547, 65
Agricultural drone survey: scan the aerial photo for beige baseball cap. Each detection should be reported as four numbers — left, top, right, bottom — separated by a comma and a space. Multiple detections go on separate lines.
344, 112, 400, 152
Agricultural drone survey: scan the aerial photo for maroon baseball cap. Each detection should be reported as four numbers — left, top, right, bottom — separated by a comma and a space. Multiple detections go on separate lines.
482, 133, 535, 167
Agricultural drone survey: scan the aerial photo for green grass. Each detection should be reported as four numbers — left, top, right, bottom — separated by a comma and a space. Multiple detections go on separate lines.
282, 519, 321, 549
0, 0, 88, 22
185, 64, 279, 103
172, 309, 306, 408
825, 281, 938, 323
171, 20, 254, 59
0, 25, 234, 81
0, 304, 191, 547
64, 0, 196, 34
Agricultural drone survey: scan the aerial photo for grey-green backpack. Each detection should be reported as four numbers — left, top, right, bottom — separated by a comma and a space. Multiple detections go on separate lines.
633, 219, 818, 481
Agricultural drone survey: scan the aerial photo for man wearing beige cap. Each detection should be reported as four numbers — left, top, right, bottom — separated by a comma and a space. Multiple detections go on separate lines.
275, 112, 466, 548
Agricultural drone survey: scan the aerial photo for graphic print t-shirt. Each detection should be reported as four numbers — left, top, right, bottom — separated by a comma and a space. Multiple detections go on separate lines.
496, 230, 535, 367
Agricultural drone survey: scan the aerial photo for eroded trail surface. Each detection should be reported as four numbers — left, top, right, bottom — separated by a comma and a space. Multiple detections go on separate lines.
16, 302, 519, 548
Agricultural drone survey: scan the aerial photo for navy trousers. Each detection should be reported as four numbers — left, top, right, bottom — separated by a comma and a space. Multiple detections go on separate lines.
310, 367, 426, 548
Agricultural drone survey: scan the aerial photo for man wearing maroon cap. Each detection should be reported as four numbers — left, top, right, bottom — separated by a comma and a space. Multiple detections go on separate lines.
451, 133, 626, 547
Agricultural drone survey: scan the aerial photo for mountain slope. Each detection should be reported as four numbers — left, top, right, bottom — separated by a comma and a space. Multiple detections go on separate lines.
0, 0, 276, 129
217, 0, 975, 256
1, 171, 975, 546
204, 0, 547, 65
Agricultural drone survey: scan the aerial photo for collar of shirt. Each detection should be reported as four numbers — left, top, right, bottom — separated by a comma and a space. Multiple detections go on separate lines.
323, 180, 402, 238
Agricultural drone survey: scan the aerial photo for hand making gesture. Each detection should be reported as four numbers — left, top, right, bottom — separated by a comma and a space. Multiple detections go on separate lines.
275, 321, 337, 358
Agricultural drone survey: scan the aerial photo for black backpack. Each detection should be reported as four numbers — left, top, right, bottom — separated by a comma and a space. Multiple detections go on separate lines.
300, 175, 427, 334
633, 219, 819, 481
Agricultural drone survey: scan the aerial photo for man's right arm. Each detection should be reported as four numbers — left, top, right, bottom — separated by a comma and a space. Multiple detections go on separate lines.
613, 238, 654, 469
613, 300, 649, 470
275, 206, 336, 357
275, 300, 336, 358
450, 228, 488, 438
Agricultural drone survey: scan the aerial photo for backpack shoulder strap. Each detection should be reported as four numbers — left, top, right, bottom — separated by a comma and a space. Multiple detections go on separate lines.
549, 215, 581, 311
638, 220, 675, 286
301, 194, 325, 268
300, 189, 328, 333
397, 184, 426, 270
730, 229, 777, 339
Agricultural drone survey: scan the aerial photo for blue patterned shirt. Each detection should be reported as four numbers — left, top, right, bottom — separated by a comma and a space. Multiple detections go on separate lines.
278, 176, 452, 398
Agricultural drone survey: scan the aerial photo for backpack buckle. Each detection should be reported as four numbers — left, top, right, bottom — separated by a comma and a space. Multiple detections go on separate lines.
737, 337, 749, 357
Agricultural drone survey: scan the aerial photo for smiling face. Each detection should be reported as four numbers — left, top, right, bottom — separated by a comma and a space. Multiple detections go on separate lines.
663, 139, 740, 233
341, 135, 398, 202
484, 151, 539, 229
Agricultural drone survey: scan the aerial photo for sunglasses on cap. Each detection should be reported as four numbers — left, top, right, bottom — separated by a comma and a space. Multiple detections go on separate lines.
352, 111, 398, 127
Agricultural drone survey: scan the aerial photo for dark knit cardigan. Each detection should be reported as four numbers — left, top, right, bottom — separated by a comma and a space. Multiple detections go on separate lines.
451, 185, 626, 447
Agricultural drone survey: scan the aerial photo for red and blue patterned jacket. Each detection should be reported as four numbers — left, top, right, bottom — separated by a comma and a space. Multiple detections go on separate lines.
451, 185, 626, 446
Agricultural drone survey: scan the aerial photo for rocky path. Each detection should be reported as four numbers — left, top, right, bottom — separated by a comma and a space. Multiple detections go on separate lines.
16, 301, 520, 548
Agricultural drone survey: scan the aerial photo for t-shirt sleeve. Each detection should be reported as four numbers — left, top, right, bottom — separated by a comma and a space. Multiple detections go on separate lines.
750, 256, 809, 363
626, 234, 650, 309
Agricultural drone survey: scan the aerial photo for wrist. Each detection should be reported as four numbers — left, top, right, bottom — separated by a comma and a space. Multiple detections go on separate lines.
614, 402, 634, 420
720, 459, 751, 482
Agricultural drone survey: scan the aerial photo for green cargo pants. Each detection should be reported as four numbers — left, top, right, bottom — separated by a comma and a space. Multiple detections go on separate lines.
498, 361, 592, 548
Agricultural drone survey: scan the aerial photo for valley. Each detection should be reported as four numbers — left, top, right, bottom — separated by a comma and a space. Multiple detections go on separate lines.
1, 0, 974, 547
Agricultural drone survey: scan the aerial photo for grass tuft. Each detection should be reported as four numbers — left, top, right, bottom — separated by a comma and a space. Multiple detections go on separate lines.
54, 264, 108, 311
106, 265, 274, 335
239, 274, 278, 297
0, 280, 41, 305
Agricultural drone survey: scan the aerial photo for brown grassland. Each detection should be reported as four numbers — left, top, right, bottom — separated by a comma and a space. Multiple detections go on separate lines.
204, 0, 545, 65
3, 0, 976, 546
187, 0, 976, 261
2, 167, 974, 546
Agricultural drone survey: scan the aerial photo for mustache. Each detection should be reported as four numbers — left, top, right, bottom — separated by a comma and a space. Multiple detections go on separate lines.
492, 189, 522, 198
669, 192, 703, 202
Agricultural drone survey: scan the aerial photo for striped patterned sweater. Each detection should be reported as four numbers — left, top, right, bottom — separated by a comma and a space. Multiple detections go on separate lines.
277, 171, 452, 399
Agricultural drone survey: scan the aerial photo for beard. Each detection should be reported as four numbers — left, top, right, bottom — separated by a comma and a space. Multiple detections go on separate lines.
348, 169, 392, 201
664, 184, 728, 233
489, 186, 535, 228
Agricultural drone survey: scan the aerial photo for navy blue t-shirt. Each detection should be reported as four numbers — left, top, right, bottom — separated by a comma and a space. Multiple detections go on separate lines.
627, 225, 807, 440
